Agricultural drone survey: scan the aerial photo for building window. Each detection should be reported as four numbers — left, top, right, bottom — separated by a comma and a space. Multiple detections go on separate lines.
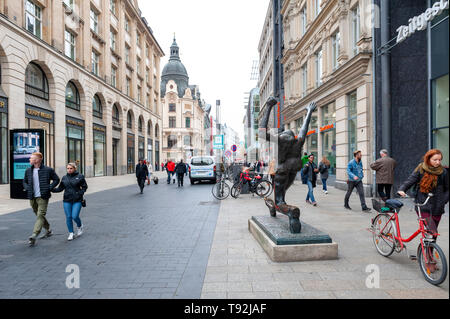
315, 49, 322, 87
138, 118, 143, 133
126, 77, 131, 96
185, 117, 191, 128
351, 5, 360, 56
110, 31, 116, 51
315, 0, 322, 17
432, 74, 449, 166
25, 0, 42, 39
184, 135, 191, 146
168, 135, 177, 148
90, 9, 99, 33
169, 103, 176, 112
65, 81, 80, 110
348, 91, 357, 161
127, 111, 133, 129
112, 104, 120, 125
321, 103, 336, 175
136, 32, 140, 47
110, 0, 116, 15
125, 17, 130, 33
92, 95, 102, 118
64, 30, 76, 60
300, 6, 307, 36
111, 65, 117, 87
169, 116, 176, 128
302, 63, 307, 97
136, 57, 141, 74
25, 62, 49, 100
147, 121, 152, 136
91, 50, 99, 75
332, 31, 340, 71
306, 111, 318, 159
137, 86, 141, 103
125, 46, 130, 64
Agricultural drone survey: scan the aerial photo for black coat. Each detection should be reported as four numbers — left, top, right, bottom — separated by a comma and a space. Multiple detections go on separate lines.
398, 168, 449, 216
136, 164, 149, 180
302, 161, 318, 187
23, 164, 60, 200
175, 162, 187, 174
52, 172, 88, 203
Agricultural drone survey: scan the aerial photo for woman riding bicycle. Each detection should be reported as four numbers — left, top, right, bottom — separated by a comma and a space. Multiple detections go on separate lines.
397, 149, 449, 249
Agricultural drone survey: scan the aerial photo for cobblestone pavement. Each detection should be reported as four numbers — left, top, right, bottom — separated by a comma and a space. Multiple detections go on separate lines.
0, 179, 219, 299
201, 182, 449, 299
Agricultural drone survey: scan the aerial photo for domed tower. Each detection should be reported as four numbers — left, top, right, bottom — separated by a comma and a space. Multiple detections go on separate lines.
161, 36, 189, 98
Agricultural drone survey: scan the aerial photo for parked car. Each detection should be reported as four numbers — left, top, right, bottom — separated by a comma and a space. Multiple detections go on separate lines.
189, 156, 217, 184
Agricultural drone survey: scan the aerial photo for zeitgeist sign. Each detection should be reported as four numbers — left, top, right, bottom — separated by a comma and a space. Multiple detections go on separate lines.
396, 0, 449, 44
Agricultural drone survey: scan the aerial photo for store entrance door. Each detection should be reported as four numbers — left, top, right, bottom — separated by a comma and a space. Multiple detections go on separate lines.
67, 138, 83, 174
112, 138, 119, 176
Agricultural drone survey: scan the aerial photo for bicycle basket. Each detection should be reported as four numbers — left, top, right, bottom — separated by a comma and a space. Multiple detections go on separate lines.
371, 198, 383, 213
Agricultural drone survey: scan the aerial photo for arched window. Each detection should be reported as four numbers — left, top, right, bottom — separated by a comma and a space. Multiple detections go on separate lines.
65, 81, 80, 110
168, 135, 177, 148
155, 124, 159, 138
92, 94, 102, 118
25, 62, 49, 100
138, 117, 143, 133
112, 104, 120, 125
147, 121, 152, 136
127, 111, 133, 129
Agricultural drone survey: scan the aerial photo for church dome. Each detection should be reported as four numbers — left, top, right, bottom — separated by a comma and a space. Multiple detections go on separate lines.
161, 37, 189, 98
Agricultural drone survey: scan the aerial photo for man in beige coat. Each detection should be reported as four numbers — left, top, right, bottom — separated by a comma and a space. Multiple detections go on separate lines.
370, 149, 397, 201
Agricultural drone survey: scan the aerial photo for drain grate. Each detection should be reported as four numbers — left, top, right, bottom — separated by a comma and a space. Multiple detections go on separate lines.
198, 201, 218, 206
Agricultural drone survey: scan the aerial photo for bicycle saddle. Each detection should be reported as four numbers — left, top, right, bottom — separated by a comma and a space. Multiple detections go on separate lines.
385, 199, 404, 210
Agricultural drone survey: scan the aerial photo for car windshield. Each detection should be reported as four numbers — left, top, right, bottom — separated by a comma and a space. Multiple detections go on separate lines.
191, 158, 213, 166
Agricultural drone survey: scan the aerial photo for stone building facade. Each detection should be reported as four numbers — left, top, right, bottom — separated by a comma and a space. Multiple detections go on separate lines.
160, 38, 206, 163
281, 0, 374, 194
0, 0, 164, 183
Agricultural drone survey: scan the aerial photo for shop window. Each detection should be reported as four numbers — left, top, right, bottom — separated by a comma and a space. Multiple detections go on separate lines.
127, 111, 133, 129
138, 117, 143, 133
112, 104, 120, 125
432, 74, 449, 166
348, 92, 357, 161
92, 94, 102, 118
65, 81, 80, 110
25, 62, 49, 100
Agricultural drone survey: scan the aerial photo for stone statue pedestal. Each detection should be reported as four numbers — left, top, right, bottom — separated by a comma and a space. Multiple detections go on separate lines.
248, 216, 338, 262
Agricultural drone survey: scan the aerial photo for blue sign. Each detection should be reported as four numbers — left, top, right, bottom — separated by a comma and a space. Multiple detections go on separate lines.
232, 145, 237, 152
213, 135, 224, 150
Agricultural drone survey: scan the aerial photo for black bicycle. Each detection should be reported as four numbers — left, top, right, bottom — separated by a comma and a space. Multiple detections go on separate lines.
231, 172, 273, 199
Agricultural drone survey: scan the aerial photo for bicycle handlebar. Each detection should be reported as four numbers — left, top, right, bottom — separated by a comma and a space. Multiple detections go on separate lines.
396, 192, 434, 207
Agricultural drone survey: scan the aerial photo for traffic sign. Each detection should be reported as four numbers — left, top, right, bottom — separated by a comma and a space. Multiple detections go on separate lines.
224, 150, 232, 158
213, 135, 224, 150
232, 145, 237, 152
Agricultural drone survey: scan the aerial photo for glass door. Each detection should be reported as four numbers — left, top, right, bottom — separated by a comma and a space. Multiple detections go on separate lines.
112, 138, 118, 176
67, 138, 83, 174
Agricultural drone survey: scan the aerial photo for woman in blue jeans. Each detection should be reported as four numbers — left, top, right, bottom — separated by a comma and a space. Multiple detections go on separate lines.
302, 154, 319, 206
52, 163, 88, 241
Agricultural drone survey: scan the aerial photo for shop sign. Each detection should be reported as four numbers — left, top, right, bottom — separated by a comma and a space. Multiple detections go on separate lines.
25, 105, 54, 122
66, 118, 84, 127
306, 129, 316, 136
0, 97, 7, 113
319, 123, 335, 132
93, 124, 106, 133
396, 0, 449, 44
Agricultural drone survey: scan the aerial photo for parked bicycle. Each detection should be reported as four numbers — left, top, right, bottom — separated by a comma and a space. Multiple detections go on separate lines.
231, 171, 273, 199
211, 170, 233, 200
369, 193, 448, 285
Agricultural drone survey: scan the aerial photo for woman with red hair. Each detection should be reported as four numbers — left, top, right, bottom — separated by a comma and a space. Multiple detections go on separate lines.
397, 149, 449, 239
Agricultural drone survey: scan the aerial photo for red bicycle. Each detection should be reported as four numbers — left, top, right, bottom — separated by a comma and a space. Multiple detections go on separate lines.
369, 193, 448, 285
230, 171, 273, 199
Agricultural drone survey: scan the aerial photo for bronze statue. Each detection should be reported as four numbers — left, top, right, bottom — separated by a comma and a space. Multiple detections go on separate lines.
260, 97, 317, 233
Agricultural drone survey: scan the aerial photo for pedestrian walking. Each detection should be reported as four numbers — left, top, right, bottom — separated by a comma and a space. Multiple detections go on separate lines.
397, 149, 449, 255
22, 152, 60, 246
147, 162, 153, 185
166, 160, 175, 184
161, 162, 164, 171
344, 150, 371, 212
370, 149, 397, 201
51, 163, 88, 241
319, 157, 331, 194
302, 154, 319, 206
185, 162, 189, 177
136, 159, 149, 194
300, 152, 309, 184
175, 159, 187, 187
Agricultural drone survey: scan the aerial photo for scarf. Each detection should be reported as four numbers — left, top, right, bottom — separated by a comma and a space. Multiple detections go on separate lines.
414, 162, 444, 193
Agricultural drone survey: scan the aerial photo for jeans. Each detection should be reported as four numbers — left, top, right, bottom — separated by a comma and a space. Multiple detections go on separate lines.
306, 180, 316, 203
345, 181, 368, 208
167, 171, 174, 183
30, 197, 50, 236
322, 178, 328, 191
63, 201, 82, 233
377, 184, 392, 199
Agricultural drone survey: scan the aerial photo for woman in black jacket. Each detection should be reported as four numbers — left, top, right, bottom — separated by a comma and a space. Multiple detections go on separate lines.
302, 154, 319, 206
397, 149, 449, 238
175, 159, 187, 187
52, 163, 88, 241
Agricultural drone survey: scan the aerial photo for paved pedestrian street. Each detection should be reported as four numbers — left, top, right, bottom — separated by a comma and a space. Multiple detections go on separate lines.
0, 175, 448, 299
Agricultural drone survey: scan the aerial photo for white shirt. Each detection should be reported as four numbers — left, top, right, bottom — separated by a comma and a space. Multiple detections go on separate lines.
32, 167, 41, 198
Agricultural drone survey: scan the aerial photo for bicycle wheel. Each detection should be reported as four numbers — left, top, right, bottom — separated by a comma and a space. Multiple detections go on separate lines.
255, 180, 273, 197
211, 182, 230, 200
231, 182, 242, 199
418, 241, 448, 286
372, 214, 396, 257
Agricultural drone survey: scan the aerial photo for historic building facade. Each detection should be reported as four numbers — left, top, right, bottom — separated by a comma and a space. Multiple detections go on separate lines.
160, 38, 206, 163
0, 0, 164, 183
281, 0, 374, 194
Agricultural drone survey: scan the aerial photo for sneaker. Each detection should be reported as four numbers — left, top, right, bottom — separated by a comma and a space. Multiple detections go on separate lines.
311, 202, 318, 206
28, 234, 37, 246
362, 207, 372, 213
344, 205, 352, 210
324, 191, 328, 194
39, 229, 53, 239
67, 233, 74, 241
77, 225, 83, 237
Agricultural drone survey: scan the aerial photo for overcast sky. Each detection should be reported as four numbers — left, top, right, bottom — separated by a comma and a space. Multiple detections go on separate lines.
138, 0, 269, 140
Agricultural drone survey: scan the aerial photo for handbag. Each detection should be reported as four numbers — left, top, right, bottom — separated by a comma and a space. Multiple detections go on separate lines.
81, 198, 86, 207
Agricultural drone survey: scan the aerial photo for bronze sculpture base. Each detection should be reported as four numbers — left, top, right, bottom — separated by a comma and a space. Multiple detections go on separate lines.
264, 198, 301, 233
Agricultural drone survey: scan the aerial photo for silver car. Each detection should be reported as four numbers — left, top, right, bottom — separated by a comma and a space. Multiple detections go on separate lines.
189, 156, 216, 184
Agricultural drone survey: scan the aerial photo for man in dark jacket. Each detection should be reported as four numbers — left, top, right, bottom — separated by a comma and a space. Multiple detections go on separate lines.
302, 154, 319, 206
175, 159, 187, 187
136, 159, 149, 194
23, 152, 60, 246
